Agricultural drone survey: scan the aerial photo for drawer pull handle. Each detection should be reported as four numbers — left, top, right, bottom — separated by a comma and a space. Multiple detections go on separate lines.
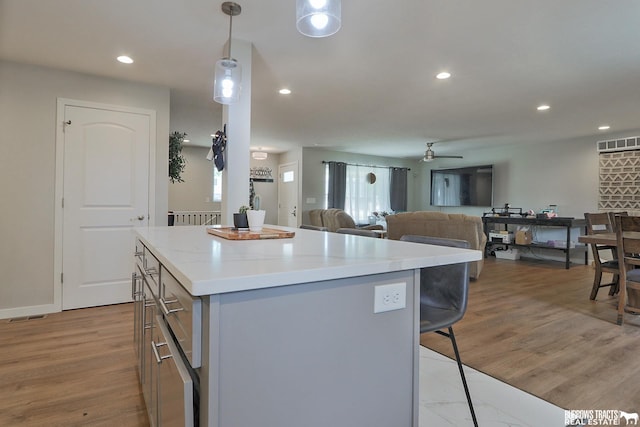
144, 266, 158, 276
131, 272, 143, 299
159, 298, 184, 315
131, 273, 137, 299
151, 340, 173, 364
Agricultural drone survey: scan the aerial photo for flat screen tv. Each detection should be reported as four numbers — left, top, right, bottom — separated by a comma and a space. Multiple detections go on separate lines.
430, 165, 493, 207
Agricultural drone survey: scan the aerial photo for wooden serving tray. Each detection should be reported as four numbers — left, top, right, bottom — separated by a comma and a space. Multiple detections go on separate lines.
206, 226, 295, 240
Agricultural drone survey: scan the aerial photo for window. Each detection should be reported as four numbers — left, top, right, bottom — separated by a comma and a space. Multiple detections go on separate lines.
344, 165, 391, 223
283, 170, 294, 182
213, 168, 222, 202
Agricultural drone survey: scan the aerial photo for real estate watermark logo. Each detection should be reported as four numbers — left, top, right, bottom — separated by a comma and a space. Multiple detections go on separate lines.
565, 409, 639, 426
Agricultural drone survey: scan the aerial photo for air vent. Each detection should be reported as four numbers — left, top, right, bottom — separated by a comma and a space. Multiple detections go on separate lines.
597, 136, 640, 153
7, 314, 47, 323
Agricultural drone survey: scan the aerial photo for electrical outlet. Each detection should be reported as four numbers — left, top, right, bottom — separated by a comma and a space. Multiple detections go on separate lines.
374, 282, 406, 313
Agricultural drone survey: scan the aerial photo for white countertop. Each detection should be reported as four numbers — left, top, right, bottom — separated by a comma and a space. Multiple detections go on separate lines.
135, 225, 482, 296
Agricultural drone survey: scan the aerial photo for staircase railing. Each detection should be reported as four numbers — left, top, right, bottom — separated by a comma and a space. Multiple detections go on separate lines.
168, 211, 221, 226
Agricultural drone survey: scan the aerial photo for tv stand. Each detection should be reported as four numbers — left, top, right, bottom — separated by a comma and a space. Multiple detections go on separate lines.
482, 216, 588, 269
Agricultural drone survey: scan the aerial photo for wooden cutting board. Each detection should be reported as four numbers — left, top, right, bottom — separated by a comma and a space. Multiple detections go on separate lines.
206, 226, 295, 240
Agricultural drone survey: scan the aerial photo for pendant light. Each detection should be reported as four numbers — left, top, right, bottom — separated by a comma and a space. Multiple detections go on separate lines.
296, 0, 341, 38
214, 2, 242, 104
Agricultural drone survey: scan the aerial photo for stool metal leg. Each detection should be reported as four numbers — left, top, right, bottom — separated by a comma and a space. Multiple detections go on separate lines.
436, 327, 478, 426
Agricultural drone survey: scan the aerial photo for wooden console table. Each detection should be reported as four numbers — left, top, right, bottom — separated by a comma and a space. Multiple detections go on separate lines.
482, 216, 588, 269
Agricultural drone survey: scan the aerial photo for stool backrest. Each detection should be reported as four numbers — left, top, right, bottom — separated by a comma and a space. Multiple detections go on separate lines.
400, 235, 470, 320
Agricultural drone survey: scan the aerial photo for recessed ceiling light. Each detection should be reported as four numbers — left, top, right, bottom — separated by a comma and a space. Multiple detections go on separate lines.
598, 125, 610, 131
537, 105, 550, 111
117, 55, 134, 64
436, 72, 451, 80
279, 88, 291, 95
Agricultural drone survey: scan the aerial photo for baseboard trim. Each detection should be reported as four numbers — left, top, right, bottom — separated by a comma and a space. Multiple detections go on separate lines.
0, 304, 61, 320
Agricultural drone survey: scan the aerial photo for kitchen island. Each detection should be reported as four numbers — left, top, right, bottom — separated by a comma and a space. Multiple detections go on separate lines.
134, 225, 481, 427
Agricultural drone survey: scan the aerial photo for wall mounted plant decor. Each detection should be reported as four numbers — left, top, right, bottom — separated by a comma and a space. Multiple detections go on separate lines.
169, 131, 187, 183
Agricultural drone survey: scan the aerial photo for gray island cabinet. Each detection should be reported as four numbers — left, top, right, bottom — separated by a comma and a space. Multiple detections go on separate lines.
133, 225, 480, 427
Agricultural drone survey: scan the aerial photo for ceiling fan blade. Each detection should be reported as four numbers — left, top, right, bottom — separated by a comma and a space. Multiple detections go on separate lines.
434, 155, 464, 159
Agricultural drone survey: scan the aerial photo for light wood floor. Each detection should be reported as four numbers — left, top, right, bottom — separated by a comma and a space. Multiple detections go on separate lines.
423, 257, 640, 412
0, 304, 149, 427
1, 258, 639, 426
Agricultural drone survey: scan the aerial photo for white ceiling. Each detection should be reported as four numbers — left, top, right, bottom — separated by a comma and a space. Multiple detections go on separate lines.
2, 0, 640, 159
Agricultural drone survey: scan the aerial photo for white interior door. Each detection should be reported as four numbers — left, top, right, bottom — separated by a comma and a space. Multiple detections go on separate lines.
61, 104, 151, 310
278, 162, 298, 227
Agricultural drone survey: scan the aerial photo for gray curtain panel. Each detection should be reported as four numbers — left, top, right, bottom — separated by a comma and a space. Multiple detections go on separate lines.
327, 161, 347, 209
390, 167, 408, 212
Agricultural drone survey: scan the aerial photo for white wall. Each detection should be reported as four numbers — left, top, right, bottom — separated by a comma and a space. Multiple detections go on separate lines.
0, 60, 170, 315
169, 146, 221, 212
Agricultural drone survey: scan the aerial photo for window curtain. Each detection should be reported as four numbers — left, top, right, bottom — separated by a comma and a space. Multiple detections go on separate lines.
344, 165, 391, 222
326, 161, 346, 209
389, 167, 408, 212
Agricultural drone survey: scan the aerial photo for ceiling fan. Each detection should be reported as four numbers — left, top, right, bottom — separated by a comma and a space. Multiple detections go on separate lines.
421, 142, 463, 162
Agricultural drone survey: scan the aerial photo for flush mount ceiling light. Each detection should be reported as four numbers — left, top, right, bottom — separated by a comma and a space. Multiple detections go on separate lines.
252, 150, 268, 160
598, 125, 611, 131
296, 0, 341, 38
117, 55, 133, 64
436, 71, 451, 80
213, 2, 242, 105
537, 104, 550, 111
279, 88, 292, 95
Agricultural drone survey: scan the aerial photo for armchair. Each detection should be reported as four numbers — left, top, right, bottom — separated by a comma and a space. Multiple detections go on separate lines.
321, 209, 383, 232
303, 209, 383, 233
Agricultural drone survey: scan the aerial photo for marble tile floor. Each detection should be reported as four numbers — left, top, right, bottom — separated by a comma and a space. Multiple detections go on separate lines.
419, 346, 565, 427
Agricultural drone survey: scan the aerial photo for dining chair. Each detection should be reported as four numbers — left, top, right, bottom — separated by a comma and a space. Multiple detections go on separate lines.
614, 215, 640, 325
400, 235, 478, 426
584, 212, 620, 300
608, 211, 629, 228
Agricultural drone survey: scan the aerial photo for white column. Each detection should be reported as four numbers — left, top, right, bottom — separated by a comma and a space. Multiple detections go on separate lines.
221, 38, 252, 225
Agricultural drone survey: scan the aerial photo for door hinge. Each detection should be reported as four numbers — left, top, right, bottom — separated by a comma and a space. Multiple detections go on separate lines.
61, 198, 64, 208
60, 272, 64, 284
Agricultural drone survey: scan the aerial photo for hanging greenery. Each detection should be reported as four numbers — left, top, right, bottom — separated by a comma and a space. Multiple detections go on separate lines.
169, 131, 187, 183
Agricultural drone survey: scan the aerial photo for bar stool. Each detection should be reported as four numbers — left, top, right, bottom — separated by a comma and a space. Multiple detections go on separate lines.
400, 235, 478, 427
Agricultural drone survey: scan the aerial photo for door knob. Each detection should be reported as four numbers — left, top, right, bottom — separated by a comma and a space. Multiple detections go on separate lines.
137, 215, 145, 220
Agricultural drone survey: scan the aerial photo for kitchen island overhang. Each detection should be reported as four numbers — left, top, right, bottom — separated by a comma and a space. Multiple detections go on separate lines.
135, 225, 481, 296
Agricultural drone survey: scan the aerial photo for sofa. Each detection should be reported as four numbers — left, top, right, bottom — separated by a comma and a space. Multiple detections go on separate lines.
306, 209, 383, 233
386, 211, 487, 279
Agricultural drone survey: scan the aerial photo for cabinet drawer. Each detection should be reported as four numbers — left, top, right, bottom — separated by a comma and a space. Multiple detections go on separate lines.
160, 267, 202, 368
153, 316, 195, 427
